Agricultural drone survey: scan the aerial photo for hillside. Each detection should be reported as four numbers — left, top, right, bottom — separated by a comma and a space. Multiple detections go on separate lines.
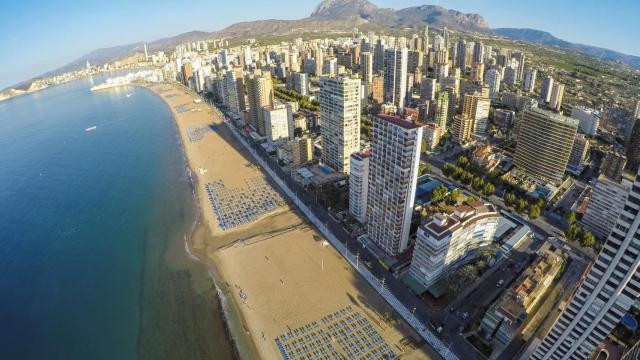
494, 28, 640, 69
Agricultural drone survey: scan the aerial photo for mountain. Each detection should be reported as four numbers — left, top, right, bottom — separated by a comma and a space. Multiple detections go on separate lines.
494, 28, 640, 69
20, 0, 487, 86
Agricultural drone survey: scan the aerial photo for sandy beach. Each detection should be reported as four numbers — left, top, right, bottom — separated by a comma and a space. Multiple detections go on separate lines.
143, 82, 438, 359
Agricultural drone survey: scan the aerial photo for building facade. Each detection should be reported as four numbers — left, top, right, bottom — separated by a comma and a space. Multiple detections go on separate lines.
513, 107, 579, 184
383, 47, 408, 111
581, 175, 631, 240
410, 202, 499, 288
319, 76, 362, 174
366, 114, 424, 256
533, 167, 640, 359
349, 151, 371, 223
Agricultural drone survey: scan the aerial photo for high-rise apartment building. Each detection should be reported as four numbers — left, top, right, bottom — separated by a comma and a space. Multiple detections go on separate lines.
360, 51, 373, 84
292, 72, 309, 96
532, 167, 640, 359
566, 133, 590, 175
522, 67, 537, 93
289, 136, 313, 166
452, 114, 473, 143
456, 40, 467, 70
581, 175, 631, 240
484, 69, 501, 100
246, 75, 274, 135
571, 106, 600, 136
601, 150, 627, 182
550, 83, 565, 111
434, 91, 449, 130
366, 114, 424, 256
410, 202, 499, 288
349, 150, 371, 223
221, 70, 240, 115
420, 77, 437, 101
319, 76, 362, 174
514, 107, 578, 184
472, 41, 484, 64
233, 67, 246, 111
383, 47, 408, 111
462, 92, 491, 136
540, 75, 554, 103
262, 104, 290, 144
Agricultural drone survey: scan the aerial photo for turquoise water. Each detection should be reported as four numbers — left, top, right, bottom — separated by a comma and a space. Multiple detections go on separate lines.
0, 77, 236, 359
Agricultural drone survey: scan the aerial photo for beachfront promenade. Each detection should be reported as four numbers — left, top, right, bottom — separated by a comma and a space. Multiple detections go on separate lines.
211, 104, 459, 360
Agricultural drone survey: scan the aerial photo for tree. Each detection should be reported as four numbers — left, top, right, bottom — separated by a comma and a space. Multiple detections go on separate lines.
517, 198, 528, 213
483, 183, 495, 196
457, 156, 470, 168
529, 205, 541, 219
504, 192, 516, 206
565, 224, 581, 242
580, 231, 596, 248
447, 188, 461, 205
419, 162, 430, 176
431, 185, 448, 202
565, 212, 577, 227
461, 171, 473, 185
472, 177, 485, 191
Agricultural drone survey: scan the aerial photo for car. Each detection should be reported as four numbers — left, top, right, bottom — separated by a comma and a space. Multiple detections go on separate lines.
436, 326, 443, 334
449, 306, 455, 313
496, 279, 504, 288
462, 312, 469, 319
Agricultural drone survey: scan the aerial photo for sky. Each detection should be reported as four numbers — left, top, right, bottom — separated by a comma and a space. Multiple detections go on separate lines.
1, 0, 639, 89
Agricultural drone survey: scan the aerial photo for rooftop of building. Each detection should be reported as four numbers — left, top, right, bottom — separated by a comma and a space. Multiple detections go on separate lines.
422, 202, 499, 240
375, 113, 426, 130
351, 149, 371, 160
525, 106, 579, 127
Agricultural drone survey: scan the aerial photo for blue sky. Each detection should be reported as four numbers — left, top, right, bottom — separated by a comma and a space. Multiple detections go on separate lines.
1, 0, 638, 89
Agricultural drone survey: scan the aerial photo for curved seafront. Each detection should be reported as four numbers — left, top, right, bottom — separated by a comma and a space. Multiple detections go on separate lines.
0, 76, 239, 360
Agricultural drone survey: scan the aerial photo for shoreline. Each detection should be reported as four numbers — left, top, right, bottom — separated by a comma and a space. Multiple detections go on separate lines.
137, 82, 260, 360
136, 81, 433, 359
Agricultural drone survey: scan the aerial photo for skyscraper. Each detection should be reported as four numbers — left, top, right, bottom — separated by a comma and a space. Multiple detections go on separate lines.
420, 77, 437, 101
421, 25, 429, 53
550, 82, 565, 111
581, 175, 631, 240
360, 51, 373, 84
540, 75, 554, 103
522, 67, 537, 93
292, 72, 309, 96
601, 150, 627, 182
452, 114, 473, 143
434, 91, 449, 129
532, 167, 640, 359
246, 74, 274, 135
319, 76, 362, 174
484, 69, 501, 100
366, 114, 424, 256
472, 41, 484, 64
456, 40, 467, 70
514, 107, 578, 184
383, 47, 408, 111
262, 104, 290, 144
349, 150, 371, 223
462, 92, 491, 136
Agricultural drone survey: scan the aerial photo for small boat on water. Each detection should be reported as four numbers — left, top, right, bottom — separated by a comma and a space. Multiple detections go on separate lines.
85, 126, 97, 132
126, 93, 133, 98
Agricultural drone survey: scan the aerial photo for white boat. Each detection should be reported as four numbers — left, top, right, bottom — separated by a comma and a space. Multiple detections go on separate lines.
126, 93, 133, 98
85, 126, 97, 132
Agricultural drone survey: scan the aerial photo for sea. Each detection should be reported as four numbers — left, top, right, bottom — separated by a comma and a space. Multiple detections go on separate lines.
0, 75, 238, 359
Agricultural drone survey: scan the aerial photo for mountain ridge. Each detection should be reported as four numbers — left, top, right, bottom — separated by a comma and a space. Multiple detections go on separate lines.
5, 0, 639, 91
494, 27, 640, 69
